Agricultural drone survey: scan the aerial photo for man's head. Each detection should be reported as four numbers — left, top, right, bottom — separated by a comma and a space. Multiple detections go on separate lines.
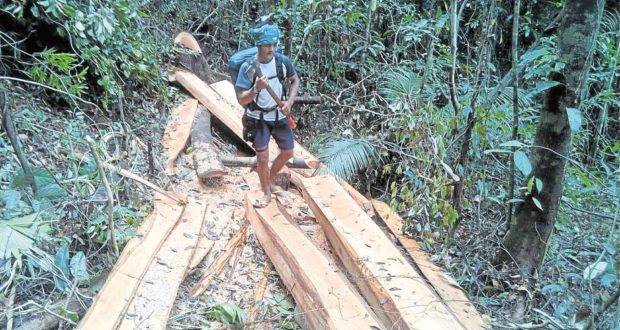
250, 24, 280, 61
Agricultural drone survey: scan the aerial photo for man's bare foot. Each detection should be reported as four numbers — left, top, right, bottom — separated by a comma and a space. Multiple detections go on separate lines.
253, 193, 271, 208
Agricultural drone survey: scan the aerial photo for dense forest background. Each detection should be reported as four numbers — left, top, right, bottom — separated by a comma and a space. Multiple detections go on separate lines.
0, 0, 619, 328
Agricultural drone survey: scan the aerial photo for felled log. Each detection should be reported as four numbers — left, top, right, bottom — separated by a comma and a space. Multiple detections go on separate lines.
78, 192, 187, 330
118, 197, 207, 330
244, 191, 382, 329
221, 156, 320, 169
174, 32, 227, 84
298, 175, 465, 329
191, 105, 227, 179
372, 200, 485, 330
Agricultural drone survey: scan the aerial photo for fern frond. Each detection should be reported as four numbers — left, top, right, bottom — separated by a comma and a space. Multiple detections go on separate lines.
317, 137, 378, 181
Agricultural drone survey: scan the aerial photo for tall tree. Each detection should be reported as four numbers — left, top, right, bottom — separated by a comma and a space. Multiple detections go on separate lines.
498, 0, 602, 273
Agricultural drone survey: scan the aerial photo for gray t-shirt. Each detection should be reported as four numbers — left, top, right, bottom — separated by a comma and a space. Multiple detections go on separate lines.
236, 54, 296, 121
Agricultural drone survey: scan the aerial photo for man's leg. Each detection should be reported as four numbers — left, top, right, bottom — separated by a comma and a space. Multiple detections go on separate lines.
255, 148, 271, 206
269, 148, 294, 188
269, 118, 295, 191
253, 120, 271, 207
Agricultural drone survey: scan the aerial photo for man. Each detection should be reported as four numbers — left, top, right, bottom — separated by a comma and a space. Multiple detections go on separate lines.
235, 24, 300, 207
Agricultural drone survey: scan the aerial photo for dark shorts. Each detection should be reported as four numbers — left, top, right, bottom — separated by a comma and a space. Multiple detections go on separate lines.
254, 118, 294, 151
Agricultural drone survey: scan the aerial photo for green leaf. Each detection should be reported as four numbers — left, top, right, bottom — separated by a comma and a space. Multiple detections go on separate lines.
583, 261, 607, 280
506, 198, 524, 204
534, 81, 560, 94
70, 251, 88, 282
566, 107, 582, 132
535, 178, 543, 192
59, 308, 80, 323
483, 148, 511, 154
527, 176, 535, 193
75, 21, 85, 31
519, 48, 548, 65
35, 184, 67, 200
500, 140, 525, 148
3, 190, 22, 210
532, 197, 543, 211
514, 151, 532, 176
54, 243, 70, 290
318, 137, 378, 181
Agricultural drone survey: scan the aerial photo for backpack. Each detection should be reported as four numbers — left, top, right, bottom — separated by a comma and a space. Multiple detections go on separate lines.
228, 47, 287, 98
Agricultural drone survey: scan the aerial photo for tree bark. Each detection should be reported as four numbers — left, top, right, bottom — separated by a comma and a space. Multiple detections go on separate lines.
191, 105, 227, 179
499, 0, 600, 273
507, 0, 521, 229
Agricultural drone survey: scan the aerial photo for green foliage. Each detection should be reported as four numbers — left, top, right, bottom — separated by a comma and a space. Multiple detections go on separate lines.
3, 0, 167, 107
207, 303, 246, 326
316, 136, 379, 181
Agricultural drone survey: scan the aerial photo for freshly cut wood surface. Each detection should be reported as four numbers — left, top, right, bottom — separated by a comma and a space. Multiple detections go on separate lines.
118, 197, 207, 330
173, 69, 246, 145
78, 192, 187, 330
163, 98, 198, 173
173, 32, 202, 52
299, 175, 464, 329
244, 191, 381, 329
372, 200, 485, 330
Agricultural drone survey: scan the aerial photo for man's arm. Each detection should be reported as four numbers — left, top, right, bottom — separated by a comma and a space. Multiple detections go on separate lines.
235, 62, 268, 106
281, 73, 299, 114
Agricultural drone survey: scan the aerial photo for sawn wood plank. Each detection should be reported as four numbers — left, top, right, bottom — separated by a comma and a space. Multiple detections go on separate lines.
244, 191, 382, 329
299, 175, 464, 330
78, 192, 187, 330
162, 98, 198, 172
117, 197, 208, 330
371, 200, 486, 330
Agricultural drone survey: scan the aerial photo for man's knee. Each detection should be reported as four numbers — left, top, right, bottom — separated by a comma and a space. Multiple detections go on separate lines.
281, 148, 294, 160
256, 150, 270, 166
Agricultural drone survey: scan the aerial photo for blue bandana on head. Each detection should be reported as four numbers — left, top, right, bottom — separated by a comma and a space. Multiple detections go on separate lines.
250, 24, 281, 46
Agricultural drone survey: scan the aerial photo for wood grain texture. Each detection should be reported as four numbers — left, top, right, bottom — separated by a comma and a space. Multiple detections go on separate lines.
371, 200, 486, 330
299, 175, 464, 330
244, 191, 381, 329
78, 192, 187, 330
162, 98, 198, 173
118, 197, 207, 330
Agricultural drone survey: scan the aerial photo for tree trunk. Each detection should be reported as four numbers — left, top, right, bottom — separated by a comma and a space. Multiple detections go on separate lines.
498, 0, 600, 273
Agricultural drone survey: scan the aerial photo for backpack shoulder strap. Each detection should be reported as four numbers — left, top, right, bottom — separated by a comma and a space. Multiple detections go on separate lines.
274, 53, 287, 98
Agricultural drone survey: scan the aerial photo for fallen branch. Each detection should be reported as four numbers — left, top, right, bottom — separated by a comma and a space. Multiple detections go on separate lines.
86, 135, 119, 256
190, 223, 249, 296
221, 156, 320, 169
73, 152, 186, 205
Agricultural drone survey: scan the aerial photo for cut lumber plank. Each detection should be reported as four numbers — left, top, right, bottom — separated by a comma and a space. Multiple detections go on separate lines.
78, 192, 187, 330
163, 98, 198, 173
173, 68, 246, 145
118, 197, 208, 330
189, 223, 249, 296
221, 156, 320, 169
299, 175, 464, 329
371, 200, 485, 330
192, 105, 227, 179
174, 32, 202, 52
244, 191, 382, 329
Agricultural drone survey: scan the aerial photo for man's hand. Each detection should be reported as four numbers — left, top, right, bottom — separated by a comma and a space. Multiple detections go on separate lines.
280, 99, 294, 116
254, 75, 269, 91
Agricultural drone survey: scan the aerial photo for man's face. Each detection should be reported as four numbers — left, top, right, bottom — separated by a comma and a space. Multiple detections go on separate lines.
258, 44, 277, 60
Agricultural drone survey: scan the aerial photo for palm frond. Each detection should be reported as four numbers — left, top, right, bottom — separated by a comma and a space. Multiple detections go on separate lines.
600, 10, 620, 34
378, 67, 423, 102
317, 137, 378, 181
